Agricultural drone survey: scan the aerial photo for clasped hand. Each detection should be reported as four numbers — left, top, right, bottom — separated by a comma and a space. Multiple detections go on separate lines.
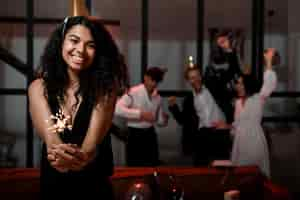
211, 120, 230, 129
47, 143, 94, 173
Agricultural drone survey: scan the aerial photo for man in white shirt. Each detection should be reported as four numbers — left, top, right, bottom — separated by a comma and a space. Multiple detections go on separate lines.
168, 66, 231, 166
115, 67, 168, 166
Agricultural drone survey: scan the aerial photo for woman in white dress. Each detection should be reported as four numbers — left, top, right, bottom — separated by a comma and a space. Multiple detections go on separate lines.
214, 48, 279, 178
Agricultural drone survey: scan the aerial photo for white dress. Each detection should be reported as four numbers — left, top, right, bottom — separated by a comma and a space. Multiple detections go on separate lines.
231, 69, 277, 178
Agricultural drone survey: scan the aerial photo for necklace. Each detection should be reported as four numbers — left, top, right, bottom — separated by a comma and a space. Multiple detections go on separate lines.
57, 94, 81, 127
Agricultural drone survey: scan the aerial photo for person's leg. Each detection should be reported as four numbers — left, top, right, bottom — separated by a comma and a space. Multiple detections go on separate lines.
193, 128, 211, 166
126, 128, 143, 166
126, 127, 159, 167
212, 129, 232, 160
135, 127, 159, 166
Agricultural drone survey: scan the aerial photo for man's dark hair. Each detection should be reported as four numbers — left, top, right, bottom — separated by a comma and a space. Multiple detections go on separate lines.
215, 30, 231, 39
145, 67, 167, 83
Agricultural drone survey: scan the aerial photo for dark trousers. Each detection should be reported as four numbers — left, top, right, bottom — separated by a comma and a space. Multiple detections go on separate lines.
193, 127, 232, 166
126, 127, 159, 167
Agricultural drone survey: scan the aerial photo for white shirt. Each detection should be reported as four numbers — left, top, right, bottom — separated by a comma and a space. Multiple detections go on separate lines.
114, 84, 166, 129
234, 68, 277, 120
193, 86, 226, 129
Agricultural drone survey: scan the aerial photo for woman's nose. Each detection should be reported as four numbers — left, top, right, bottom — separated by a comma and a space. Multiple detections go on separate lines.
76, 42, 85, 53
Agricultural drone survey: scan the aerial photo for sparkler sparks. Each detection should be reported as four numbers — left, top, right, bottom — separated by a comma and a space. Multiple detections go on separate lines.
45, 109, 72, 134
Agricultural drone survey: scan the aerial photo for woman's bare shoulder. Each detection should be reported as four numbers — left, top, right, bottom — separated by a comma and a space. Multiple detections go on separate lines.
28, 78, 45, 96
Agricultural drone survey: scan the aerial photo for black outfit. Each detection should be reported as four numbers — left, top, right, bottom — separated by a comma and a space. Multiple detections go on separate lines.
40, 97, 115, 199
126, 126, 160, 167
204, 50, 241, 123
193, 128, 231, 166
168, 93, 231, 166
168, 93, 198, 155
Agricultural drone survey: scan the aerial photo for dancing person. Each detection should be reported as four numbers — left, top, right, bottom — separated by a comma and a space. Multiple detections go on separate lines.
168, 64, 231, 166
205, 31, 242, 123
114, 66, 169, 167
214, 48, 279, 178
28, 16, 128, 199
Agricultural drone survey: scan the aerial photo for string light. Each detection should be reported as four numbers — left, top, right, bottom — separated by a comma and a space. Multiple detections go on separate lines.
188, 56, 194, 68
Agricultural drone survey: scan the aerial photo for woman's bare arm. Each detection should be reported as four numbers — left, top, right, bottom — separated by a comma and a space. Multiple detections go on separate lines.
80, 92, 117, 163
28, 79, 63, 146
28, 79, 72, 172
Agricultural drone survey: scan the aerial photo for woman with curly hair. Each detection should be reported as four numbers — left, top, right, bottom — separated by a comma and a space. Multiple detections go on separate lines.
28, 16, 128, 199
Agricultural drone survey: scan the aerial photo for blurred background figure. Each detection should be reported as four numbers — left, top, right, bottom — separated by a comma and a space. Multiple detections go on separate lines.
115, 66, 169, 167
214, 48, 279, 178
204, 30, 243, 124
168, 64, 231, 166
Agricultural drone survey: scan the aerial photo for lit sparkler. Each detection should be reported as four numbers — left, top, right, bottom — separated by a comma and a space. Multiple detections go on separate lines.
45, 109, 72, 134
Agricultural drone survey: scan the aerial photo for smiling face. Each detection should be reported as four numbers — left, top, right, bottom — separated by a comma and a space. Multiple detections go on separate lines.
62, 24, 96, 74
143, 75, 157, 94
186, 69, 202, 92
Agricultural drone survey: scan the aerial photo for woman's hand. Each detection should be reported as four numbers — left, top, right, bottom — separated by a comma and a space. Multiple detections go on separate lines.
167, 96, 177, 107
47, 143, 93, 172
264, 48, 275, 70
140, 111, 156, 123
47, 144, 70, 172
212, 121, 231, 130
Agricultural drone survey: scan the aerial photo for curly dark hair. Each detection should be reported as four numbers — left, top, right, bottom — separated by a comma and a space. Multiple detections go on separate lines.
144, 66, 167, 83
35, 16, 129, 108
239, 74, 259, 97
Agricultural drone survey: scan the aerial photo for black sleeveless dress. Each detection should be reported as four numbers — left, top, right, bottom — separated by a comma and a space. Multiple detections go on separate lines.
40, 97, 115, 199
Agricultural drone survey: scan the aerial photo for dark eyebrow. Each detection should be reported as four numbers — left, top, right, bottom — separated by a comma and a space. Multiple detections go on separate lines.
67, 34, 80, 39
67, 34, 95, 44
